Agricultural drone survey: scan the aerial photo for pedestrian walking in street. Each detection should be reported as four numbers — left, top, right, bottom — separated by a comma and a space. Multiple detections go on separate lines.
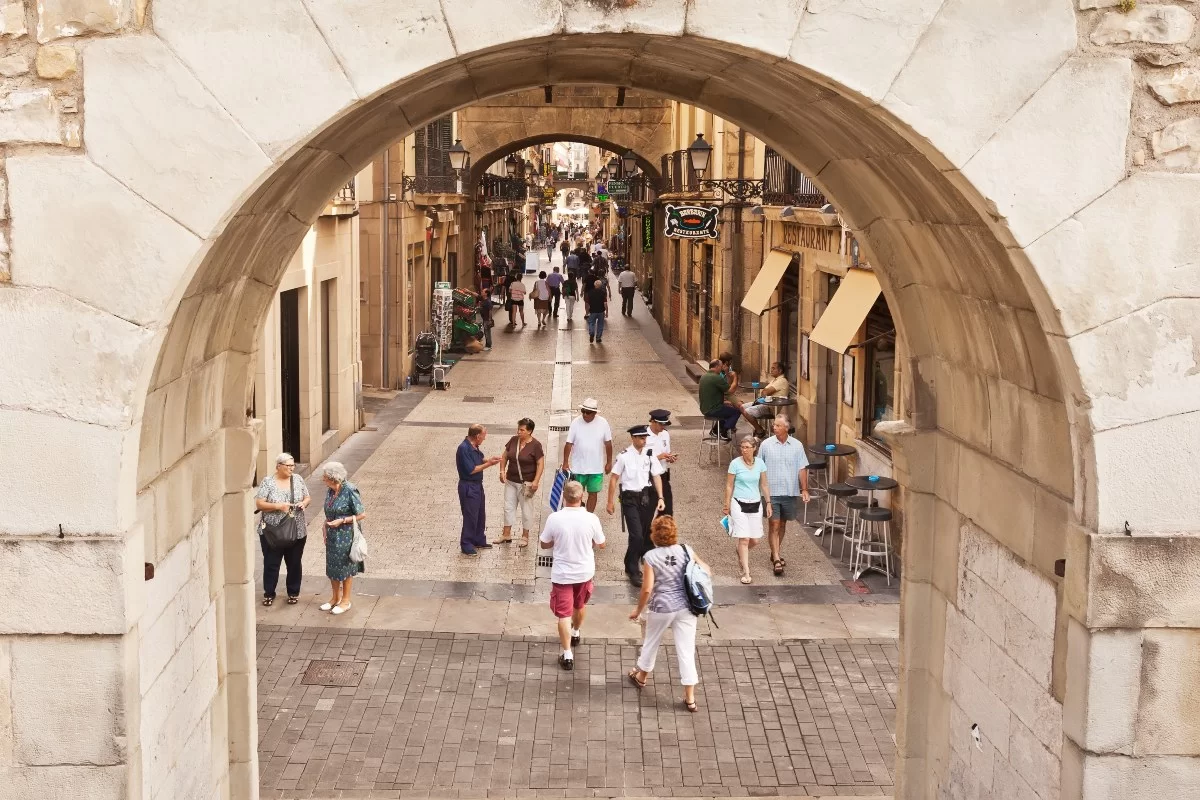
565, 248, 580, 279
724, 436, 772, 584
757, 415, 810, 577
547, 266, 564, 317
255, 452, 311, 606
585, 279, 608, 344
539, 480, 606, 670
562, 398, 613, 513
498, 417, 545, 548
456, 424, 503, 556
742, 361, 789, 433
699, 359, 741, 439
547, 239, 555, 262
617, 267, 638, 316
533, 271, 552, 328
508, 272, 528, 328
320, 461, 366, 614
646, 409, 677, 517
560, 239, 570, 264
628, 515, 707, 712
607, 424, 666, 586
480, 286, 494, 351
562, 272, 579, 320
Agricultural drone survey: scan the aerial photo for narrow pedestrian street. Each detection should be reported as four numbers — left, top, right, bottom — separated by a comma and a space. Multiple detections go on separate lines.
255, 252, 899, 799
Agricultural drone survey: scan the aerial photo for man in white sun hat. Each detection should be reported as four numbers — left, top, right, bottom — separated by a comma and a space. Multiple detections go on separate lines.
562, 397, 613, 512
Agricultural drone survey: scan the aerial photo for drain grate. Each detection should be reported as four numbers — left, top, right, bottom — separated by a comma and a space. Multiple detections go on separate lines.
300, 660, 367, 687
841, 579, 872, 595
463, 396, 494, 403
535, 555, 554, 568
555, 360, 571, 365
549, 425, 570, 432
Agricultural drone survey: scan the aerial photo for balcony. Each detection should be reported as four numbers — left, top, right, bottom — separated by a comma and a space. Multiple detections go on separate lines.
321, 180, 358, 217
762, 147, 827, 208
659, 149, 703, 195
477, 174, 529, 203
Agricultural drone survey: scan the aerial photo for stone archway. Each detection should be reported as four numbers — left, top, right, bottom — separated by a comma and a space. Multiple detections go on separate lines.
3, 3, 1198, 800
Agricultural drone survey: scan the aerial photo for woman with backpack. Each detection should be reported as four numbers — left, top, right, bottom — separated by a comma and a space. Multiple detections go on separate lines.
627, 515, 710, 712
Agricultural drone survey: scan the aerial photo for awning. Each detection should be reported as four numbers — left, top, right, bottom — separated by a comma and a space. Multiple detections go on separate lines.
741, 249, 796, 315
809, 268, 882, 353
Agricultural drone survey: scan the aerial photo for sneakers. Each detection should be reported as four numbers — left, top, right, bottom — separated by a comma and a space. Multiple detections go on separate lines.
558, 653, 574, 671
461, 548, 479, 557
588, 335, 594, 343
570, 629, 581, 647
596, 337, 603, 344
477, 542, 494, 549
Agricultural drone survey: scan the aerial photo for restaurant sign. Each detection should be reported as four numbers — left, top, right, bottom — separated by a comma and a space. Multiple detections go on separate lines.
642, 214, 654, 253
607, 179, 629, 198
664, 204, 720, 240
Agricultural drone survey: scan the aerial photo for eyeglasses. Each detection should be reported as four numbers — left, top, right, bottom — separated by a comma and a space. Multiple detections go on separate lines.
281, 463, 295, 468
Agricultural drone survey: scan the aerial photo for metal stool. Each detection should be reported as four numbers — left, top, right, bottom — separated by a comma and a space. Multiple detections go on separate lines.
802, 461, 827, 524
819, 483, 856, 538
837, 495, 871, 560
853, 507, 894, 585
698, 430, 733, 466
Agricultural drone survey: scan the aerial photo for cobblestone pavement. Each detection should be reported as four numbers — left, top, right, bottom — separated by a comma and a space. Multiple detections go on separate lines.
296, 252, 851, 588
257, 625, 898, 799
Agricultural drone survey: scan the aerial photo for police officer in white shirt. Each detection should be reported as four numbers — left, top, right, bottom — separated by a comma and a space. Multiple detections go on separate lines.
606, 424, 666, 586
645, 409, 677, 517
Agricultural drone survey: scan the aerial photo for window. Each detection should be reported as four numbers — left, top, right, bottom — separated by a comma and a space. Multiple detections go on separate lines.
862, 298, 896, 446
320, 279, 334, 433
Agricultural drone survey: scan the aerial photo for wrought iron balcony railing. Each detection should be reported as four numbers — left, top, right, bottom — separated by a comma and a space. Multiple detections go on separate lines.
762, 147, 827, 208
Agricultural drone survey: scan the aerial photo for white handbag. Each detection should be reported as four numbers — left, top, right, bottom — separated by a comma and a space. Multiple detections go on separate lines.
349, 518, 368, 563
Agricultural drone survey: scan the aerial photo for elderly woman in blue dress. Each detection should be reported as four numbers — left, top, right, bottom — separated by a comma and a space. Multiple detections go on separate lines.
320, 461, 365, 615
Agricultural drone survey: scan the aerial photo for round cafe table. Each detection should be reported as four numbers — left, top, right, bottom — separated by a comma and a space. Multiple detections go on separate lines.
746, 395, 795, 435
846, 475, 898, 578
805, 443, 856, 536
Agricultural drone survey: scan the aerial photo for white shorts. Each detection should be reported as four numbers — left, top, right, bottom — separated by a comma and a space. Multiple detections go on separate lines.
730, 501, 764, 539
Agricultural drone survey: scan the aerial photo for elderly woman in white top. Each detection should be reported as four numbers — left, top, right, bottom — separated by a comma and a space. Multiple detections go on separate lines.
254, 452, 311, 606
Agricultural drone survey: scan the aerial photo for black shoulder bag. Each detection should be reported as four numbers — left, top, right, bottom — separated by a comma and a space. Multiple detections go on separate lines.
262, 476, 303, 550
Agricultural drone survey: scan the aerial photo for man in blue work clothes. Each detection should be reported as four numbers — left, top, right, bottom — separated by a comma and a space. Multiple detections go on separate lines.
456, 423, 502, 556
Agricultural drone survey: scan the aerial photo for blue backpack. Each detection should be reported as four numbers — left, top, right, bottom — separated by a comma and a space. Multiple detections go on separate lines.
682, 545, 718, 627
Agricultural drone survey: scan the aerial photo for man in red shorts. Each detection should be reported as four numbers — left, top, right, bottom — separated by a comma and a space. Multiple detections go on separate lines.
539, 479, 606, 670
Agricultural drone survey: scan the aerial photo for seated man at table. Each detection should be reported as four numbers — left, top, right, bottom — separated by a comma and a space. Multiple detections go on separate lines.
742, 361, 790, 434
700, 359, 742, 440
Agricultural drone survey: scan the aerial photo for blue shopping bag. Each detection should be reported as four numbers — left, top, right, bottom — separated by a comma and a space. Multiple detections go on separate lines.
548, 469, 571, 512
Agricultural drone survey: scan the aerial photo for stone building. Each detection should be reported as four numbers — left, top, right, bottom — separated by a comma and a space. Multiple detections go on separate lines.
1, 3, 1199, 800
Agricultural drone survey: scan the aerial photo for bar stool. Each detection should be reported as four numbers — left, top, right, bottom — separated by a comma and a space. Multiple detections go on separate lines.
697, 429, 732, 466
853, 507, 894, 586
836, 495, 871, 560
822, 483, 856, 539
802, 461, 827, 524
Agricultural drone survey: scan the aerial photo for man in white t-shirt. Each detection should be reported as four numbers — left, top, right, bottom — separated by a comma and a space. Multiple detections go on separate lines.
539, 480, 606, 671
616, 268, 638, 317
562, 397, 613, 512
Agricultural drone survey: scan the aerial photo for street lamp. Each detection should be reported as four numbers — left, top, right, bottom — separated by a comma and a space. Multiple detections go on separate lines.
608, 156, 621, 179
448, 139, 470, 193
596, 165, 609, 182
504, 154, 519, 178
621, 149, 637, 177
687, 133, 712, 178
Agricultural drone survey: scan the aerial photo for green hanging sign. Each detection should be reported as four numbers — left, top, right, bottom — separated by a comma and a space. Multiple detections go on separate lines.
641, 214, 654, 253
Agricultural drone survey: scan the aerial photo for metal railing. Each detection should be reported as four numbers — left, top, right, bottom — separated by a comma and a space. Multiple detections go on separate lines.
334, 180, 355, 204
660, 150, 701, 194
762, 147, 827, 208
477, 174, 528, 202
411, 174, 459, 194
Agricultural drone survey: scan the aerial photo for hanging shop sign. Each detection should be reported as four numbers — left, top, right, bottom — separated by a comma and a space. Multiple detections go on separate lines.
642, 214, 655, 252
664, 204, 720, 240
542, 187, 556, 204
607, 179, 628, 198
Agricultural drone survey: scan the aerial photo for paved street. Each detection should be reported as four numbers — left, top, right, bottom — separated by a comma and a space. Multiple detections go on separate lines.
259, 252, 900, 799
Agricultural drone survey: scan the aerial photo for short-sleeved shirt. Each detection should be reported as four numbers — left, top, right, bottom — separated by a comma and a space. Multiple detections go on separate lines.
757, 435, 809, 497
611, 445, 665, 492
456, 438, 485, 483
503, 436, 544, 483
643, 544, 689, 613
617, 270, 637, 289
698, 370, 730, 415
645, 428, 671, 463
509, 280, 527, 301
728, 456, 768, 501
566, 415, 613, 474
546, 272, 563, 289
533, 279, 550, 300
563, 278, 578, 297
255, 474, 311, 532
763, 374, 789, 397
566, 254, 580, 271
585, 285, 607, 313
539, 507, 605, 584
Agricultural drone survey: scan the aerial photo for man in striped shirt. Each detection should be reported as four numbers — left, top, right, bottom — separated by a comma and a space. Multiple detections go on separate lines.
756, 415, 811, 577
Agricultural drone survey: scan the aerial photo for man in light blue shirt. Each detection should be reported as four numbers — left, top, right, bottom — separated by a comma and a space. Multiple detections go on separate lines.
756, 415, 811, 576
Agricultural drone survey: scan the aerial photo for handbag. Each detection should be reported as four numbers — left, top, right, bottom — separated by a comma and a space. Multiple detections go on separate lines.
514, 438, 536, 498
349, 517, 368, 564
261, 476, 302, 550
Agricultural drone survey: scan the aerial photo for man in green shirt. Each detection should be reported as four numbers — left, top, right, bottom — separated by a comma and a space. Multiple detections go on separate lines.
699, 359, 741, 440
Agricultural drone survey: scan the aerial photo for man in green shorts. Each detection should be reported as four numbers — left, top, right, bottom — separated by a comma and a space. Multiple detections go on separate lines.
562, 397, 614, 512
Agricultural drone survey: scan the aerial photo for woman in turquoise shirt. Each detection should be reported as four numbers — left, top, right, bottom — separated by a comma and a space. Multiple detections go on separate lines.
723, 436, 773, 584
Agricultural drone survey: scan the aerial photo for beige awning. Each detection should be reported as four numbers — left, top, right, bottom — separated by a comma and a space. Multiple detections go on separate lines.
809, 269, 882, 353
741, 249, 796, 315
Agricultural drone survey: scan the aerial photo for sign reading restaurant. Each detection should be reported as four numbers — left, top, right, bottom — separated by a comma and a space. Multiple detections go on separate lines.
781, 222, 838, 253
664, 204, 720, 239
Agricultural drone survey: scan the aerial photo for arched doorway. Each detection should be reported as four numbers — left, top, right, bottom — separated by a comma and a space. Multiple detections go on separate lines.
5, 5, 1194, 799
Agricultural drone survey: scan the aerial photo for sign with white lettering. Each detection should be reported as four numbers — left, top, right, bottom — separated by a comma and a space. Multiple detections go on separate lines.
664, 204, 720, 240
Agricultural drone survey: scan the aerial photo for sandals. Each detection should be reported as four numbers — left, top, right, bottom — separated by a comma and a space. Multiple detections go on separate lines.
740, 575, 753, 585
627, 670, 646, 689
684, 700, 698, 713
262, 596, 274, 607
496, 536, 514, 544
518, 535, 530, 548
772, 559, 784, 576
286, 596, 299, 605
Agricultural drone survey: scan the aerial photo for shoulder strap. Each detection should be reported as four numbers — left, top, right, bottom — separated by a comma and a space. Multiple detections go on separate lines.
289, 475, 296, 503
